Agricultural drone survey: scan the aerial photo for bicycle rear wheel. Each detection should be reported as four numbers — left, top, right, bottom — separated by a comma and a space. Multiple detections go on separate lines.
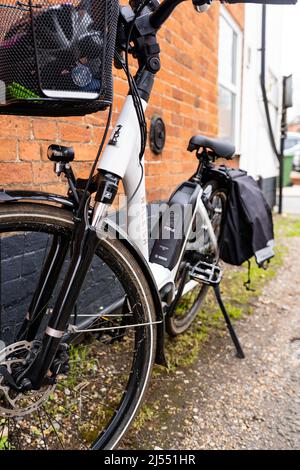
0, 203, 156, 450
165, 181, 227, 336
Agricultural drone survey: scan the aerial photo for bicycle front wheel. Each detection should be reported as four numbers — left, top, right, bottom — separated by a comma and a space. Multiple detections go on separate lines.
0, 203, 156, 450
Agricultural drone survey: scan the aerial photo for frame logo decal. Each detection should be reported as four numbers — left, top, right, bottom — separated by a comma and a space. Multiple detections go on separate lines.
109, 124, 123, 146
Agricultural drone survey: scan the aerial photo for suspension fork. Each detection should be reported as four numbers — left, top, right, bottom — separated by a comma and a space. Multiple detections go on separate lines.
19, 218, 101, 389
17, 234, 70, 342
20, 172, 120, 390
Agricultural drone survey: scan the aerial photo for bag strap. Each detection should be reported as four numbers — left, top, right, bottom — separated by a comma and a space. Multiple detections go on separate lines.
243, 259, 256, 292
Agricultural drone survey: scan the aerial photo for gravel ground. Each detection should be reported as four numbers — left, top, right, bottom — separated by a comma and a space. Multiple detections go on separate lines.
126, 236, 300, 450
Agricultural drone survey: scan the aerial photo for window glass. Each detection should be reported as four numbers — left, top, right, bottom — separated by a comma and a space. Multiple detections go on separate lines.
218, 18, 237, 86
218, 11, 241, 146
218, 85, 236, 142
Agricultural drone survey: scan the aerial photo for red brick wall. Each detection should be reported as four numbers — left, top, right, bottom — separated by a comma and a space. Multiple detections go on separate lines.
226, 3, 244, 29
0, 3, 244, 201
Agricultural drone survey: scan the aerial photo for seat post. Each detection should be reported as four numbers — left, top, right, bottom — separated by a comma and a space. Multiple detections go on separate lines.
192, 148, 210, 183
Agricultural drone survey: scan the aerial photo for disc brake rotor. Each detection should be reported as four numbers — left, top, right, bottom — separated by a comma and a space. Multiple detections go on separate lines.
0, 341, 55, 418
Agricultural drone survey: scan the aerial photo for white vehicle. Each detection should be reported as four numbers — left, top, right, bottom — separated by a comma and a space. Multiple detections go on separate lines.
284, 131, 300, 152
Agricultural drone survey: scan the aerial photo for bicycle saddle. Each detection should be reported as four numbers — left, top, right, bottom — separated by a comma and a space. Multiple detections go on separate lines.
187, 135, 235, 159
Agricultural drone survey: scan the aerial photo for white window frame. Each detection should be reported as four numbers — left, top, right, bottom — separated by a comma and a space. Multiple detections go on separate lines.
218, 6, 243, 152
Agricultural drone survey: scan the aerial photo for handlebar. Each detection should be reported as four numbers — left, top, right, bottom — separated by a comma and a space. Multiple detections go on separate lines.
148, 0, 296, 31
149, 0, 213, 30
149, 0, 186, 30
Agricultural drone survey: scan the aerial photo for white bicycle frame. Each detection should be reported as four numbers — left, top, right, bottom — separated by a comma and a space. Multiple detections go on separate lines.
97, 95, 218, 296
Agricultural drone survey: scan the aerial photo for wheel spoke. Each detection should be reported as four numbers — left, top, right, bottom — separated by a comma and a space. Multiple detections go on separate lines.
6, 418, 11, 450
0, 417, 8, 444
43, 407, 88, 450
37, 408, 48, 450
28, 395, 88, 450
11, 418, 22, 450
41, 405, 65, 450
45, 394, 96, 425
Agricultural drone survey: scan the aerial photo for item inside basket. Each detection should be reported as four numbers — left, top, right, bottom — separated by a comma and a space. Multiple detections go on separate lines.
0, 0, 119, 116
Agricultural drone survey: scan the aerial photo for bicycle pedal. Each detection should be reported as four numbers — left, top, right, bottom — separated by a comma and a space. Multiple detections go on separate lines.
189, 261, 222, 286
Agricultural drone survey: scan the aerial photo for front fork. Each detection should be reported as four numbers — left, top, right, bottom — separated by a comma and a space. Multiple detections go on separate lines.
17, 234, 70, 342
20, 171, 120, 390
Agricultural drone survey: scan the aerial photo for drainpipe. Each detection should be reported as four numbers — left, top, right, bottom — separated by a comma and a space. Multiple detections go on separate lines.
260, 4, 283, 211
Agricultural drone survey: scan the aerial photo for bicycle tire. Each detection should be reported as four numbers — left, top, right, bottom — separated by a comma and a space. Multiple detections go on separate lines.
0, 202, 156, 450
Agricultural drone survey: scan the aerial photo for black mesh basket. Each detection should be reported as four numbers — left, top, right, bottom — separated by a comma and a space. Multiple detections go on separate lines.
0, 0, 119, 116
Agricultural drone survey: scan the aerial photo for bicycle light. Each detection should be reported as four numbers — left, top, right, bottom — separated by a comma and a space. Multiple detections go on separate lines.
47, 145, 75, 163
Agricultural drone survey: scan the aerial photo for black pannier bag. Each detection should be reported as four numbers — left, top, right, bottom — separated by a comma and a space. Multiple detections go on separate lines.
220, 169, 274, 267
0, 0, 119, 117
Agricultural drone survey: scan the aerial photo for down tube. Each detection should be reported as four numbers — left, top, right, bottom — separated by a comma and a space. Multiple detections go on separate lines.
98, 95, 149, 259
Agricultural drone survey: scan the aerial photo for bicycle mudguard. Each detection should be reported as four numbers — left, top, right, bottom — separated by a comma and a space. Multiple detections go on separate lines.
0, 189, 74, 208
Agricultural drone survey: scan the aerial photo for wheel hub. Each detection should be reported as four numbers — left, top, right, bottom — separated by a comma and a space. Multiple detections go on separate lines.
0, 341, 55, 418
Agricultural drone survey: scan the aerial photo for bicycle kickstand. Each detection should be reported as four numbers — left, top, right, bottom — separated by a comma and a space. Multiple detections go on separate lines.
213, 284, 245, 359
189, 260, 245, 358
